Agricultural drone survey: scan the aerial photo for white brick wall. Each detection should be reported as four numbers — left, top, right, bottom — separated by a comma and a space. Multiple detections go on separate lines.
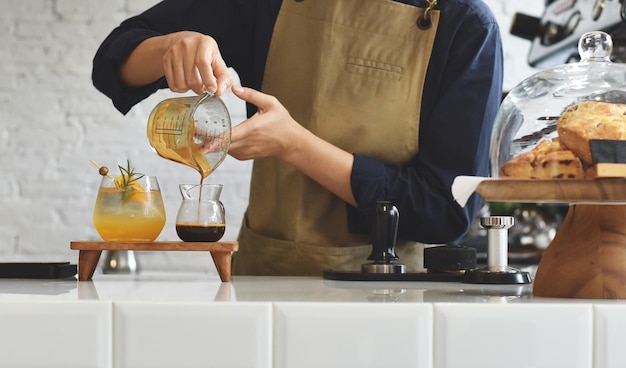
0, 0, 543, 273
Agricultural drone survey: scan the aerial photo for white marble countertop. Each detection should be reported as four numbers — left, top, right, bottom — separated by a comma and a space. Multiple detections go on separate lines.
2, 273, 626, 304
2, 273, 626, 368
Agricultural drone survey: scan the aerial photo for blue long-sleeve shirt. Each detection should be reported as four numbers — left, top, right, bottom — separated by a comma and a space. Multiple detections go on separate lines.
92, 0, 503, 244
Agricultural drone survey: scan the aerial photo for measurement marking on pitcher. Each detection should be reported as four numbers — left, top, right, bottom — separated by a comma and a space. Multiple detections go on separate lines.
155, 116, 185, 136
155, 128, 184, 135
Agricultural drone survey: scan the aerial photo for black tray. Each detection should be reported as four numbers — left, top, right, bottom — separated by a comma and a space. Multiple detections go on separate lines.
0, 262, 77, 279
323, 269, 464, 282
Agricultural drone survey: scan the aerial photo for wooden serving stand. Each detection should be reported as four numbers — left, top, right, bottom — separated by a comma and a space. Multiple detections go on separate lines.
475, 178, 626, 299
70, 241, 238, 282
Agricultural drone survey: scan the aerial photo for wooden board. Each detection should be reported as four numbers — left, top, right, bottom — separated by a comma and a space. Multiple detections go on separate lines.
70, 241, 238, 252
70, 241, 238, 282
475, 178, 626, 203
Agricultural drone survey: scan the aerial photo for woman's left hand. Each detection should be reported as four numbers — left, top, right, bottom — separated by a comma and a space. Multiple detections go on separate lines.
229, 86, 304, 161
229, 85, 357, 206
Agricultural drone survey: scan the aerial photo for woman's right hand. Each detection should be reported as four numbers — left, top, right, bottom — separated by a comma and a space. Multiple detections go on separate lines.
120, 31, 233, 96
161, 31, 233, 96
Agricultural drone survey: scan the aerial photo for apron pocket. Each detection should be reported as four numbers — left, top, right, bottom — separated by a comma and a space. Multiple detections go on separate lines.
345, 56, 403, 81
234, 217, 298, 276
234, 216, 372, 276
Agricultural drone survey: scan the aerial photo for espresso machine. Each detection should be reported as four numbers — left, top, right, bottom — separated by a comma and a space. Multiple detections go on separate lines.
510, 0, 626, 67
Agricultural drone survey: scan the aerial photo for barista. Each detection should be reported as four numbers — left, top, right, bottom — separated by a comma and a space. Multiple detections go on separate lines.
92, 0, 504, 275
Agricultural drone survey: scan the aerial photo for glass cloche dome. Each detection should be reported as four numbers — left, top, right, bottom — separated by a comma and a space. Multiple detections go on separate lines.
490, 31, 626, 179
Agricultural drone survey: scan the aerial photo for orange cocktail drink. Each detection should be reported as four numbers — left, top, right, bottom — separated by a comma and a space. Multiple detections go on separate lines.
93, 174, 166, 242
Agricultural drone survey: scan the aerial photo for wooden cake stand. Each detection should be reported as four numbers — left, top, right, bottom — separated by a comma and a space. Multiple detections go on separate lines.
475, 178, 626, 299
70, 241, 238, 282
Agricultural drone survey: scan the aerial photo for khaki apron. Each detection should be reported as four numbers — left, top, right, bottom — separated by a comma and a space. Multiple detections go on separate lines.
233, 0, 440, 276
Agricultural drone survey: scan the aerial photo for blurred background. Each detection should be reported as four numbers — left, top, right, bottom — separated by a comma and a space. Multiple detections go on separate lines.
0, 0, 580, 274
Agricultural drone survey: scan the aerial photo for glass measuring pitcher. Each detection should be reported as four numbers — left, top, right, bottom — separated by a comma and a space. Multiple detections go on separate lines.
175, 184, 226, 242
147, 92, 231, 178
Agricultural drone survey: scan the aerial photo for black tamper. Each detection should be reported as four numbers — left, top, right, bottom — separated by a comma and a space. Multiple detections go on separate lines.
361, 201, 405, 274
463, 216, 532, 284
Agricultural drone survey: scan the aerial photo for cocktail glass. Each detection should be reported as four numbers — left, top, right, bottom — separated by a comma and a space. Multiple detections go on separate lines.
93, 175, 166, 242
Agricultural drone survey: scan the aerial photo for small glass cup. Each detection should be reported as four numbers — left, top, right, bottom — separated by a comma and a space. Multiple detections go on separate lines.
93, 175, 166, 242
176, 184, 225, 242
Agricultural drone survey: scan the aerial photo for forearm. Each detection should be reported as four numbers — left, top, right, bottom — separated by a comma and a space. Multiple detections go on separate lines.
281, 127, 357, 207
119, 35, 170, 87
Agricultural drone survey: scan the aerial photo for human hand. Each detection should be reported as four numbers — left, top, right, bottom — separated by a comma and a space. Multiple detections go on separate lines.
228, 86, 304, 161
162, 31, 233, 96
229, 86, 357, 206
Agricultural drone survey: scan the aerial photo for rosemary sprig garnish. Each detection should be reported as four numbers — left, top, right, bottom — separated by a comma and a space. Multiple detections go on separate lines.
116, 160, 144, 191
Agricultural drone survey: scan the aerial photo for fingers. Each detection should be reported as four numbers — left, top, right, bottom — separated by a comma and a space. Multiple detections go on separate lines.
229, 87, 295, 161
162, 32, 231, 96
195, 38, 219, 94
198, 58, 232, 96
163, 42, 190, 93
231, 86, 276, 111
213, 63, 233, 96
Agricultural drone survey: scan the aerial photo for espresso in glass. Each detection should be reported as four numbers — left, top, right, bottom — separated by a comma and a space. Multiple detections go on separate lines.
175, 184, 225, 242
176, 223, 225, 242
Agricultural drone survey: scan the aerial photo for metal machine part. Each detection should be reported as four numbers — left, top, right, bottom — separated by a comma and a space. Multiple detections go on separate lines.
463, 217, 532, 284
510, 0, 626, 66
361, 263, 405, 274
102, 250, 138, 274
483, 216, 514, 272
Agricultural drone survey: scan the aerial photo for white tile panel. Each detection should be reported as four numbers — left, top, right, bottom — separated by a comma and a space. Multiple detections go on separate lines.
114, 302, 272, 368
594, 304, 626, 368
434, 303, 593, 368
274, 302, 433, 368
0, 301, 111, 368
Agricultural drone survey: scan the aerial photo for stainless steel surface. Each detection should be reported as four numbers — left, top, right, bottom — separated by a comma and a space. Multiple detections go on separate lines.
102, 250, 137, 274
361, 263, 406, 274
481, 216, 514, 271
480, 216, 514, 229
463, 216, 532, 284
